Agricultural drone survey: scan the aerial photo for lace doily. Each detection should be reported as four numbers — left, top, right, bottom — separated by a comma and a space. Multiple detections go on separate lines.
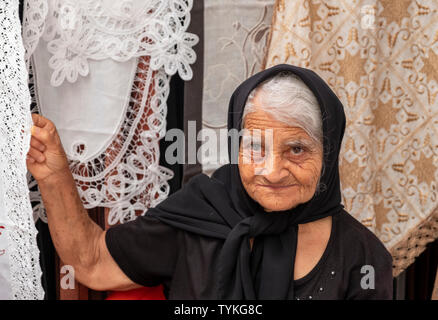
0, 0, 44, 299
23, 0, 198, 86
23, 0, 198, 224
31, 54, 175, 224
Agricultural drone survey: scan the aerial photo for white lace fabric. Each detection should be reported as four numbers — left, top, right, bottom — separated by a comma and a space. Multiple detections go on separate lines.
23, 0, 198, 86
25, 0, 197, 225
0, 0, 44, 299
34, 56, 175, 224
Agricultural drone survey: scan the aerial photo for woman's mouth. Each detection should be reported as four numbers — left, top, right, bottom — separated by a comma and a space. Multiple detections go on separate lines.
256, 184, 297, 190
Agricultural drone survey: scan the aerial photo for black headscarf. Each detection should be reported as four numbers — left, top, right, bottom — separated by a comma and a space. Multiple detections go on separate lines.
148, 64, 346, 299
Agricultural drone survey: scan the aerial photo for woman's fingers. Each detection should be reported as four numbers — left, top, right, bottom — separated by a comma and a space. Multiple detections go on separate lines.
27, 146, 46, 163
31, 118, 61, 151
27, 114, 70, 181
30, 136, 46, 152
32, 113, 52, 129
27, 137, 45, 163
26, 155, 36, 164
31, 125, 52, 145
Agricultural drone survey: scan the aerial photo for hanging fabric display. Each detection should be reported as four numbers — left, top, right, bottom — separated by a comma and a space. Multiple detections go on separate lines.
23, 0, 197, 82
22, 0, 199, 224
201, 0, 275, 175
0, 0, 44, 299
264, 0, 438, 276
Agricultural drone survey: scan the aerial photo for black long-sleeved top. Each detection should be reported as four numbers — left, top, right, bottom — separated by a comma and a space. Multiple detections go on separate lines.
105, 209, 393, 299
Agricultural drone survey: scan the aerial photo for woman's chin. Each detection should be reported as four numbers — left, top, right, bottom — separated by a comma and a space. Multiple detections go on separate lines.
260, 201, 299, 212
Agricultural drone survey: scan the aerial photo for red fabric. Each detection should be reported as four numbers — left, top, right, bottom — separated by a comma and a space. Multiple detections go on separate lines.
106, 285, 166, 300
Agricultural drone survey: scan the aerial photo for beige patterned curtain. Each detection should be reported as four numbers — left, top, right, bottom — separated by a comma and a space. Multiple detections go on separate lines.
264, 0, 438, 276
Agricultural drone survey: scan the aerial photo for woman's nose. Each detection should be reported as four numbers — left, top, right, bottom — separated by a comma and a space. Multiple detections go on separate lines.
257, 154, 289, 184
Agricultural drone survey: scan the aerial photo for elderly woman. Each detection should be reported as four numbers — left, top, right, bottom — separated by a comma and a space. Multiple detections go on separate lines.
27, 64, 393, 299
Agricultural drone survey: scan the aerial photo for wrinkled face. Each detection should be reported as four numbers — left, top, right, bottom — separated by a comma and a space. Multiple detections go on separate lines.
238, 97, 323, 212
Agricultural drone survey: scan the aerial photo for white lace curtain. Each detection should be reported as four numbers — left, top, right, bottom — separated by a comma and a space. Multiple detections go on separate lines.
0, 0, 44, 300
23, 0, 199, 224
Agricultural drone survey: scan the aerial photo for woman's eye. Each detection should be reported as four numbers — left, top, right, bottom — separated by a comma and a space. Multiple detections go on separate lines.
251, 143, 262, 152
290, 146, 304, 155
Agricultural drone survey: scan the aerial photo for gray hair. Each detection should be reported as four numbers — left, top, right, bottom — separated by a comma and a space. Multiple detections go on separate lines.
241, 71, 323, 148
241, 71, 327, 195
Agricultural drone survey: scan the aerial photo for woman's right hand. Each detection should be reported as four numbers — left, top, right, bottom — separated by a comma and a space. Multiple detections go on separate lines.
26, 114, 70, 183
26, 114, 137, 292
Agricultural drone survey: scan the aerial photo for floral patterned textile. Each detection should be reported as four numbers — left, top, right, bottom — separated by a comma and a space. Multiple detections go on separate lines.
264, 0, 438, 276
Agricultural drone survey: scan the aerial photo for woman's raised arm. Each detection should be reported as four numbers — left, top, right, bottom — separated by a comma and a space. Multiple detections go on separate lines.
27, 114, 140, 291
